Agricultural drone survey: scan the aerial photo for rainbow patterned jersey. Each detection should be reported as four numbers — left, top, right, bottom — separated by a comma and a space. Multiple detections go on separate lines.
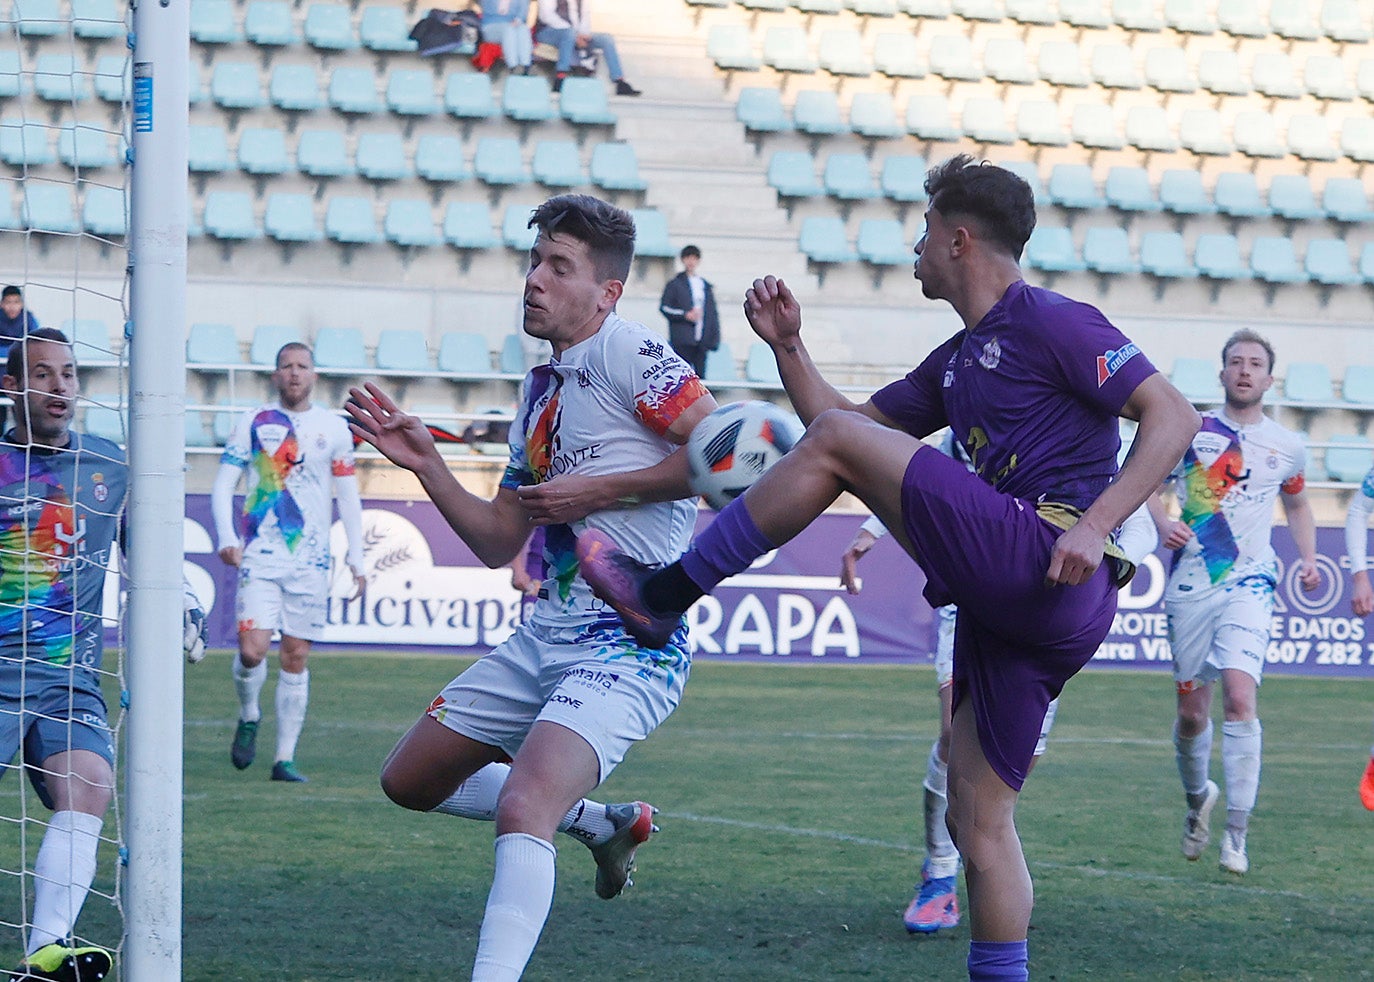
220, 404, 356, 572
1164, 410, 1306, 600
0, 433, 127, 671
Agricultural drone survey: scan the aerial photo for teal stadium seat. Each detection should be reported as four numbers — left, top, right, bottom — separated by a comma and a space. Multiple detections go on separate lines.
1082, 226, 1139, 274
1283, 363, 1335, 404
502, 75, 553, 123
763, 26, 818, 73
851, 0, 898, 14
35, 55, 90, 104
1071, 103, 1123, 149
313, 327, 367, 370
1047, 164, 1104, 210
324, 196, 380, 244
297, 128, 353, 177
703, 342, 739, 384
1114, 0, 1164, 29
985, 38, 1035, 85
1272, 0, 1320, 39
1158, 170, 1215, 215
188, 124, 230, 172
1252, 51, 1302, 98
360, 5, 417, 52
1343, 365, 1374, 405
823, 153, 877, 200
187, 323, 241, 366
264, 193, 321, 242
1170, 357, 1223, 402
1358, 58, 1374, 100
250, 325, 302, 366
212, 62, 265, 110
1234, 111, 1285, 158
1038, 41, 1089, 88
82, 395, 125, 444
1288, 114, 1338, 161
1059, 0, 1111, 27
1164, 0, 1215, 32
1025, 226, 1084, 273
905, 94, 959, 142
191, 0, 241, 44
1217, 0, 1268, 37
203, 191, 259, 240
244, 1, 296, 46
445, 73, 496, 119
1180, 109, 1233, 156
818, 29, 871, 77
738, 0, 787, 10
1324, 436, 1373, 483
1250, 237, 1307, 284
415, 134, 468, 183
1323, 178, 1374, 222
385, 199, 440, 247
1214, 172, 1269, 218
443, 202, 498, 250
474, 137, 527, 186
356, 132, 409, 181
498, 333, 526, 375
304, 3, 355, 50
93, 55, 129, 104
532, 140, 582, 188
903, 0, 953, 17
707, 25, 761, 72
1140, 231, 1196, 278
237, 127, 290, 175
437, 332, 495, 376
1198, 50, 1247, 95
872, 33, 923, 78
767, 150, 822, 200
82, 184, 126, 237
962, 98, 1016, 145
1125, 106, 1178, 152
501, 203, 539, 250
58, 124, 115, 170
1004, 0, 1055, 24
213, 400, 257, 443
1104, 166, 1159, 213
270, 64, 323, 112
1340, 118, 1374, 163
72, 0, 123, 38
794, 0, 843, 12
24, 186, 78, 233
744, 343, 783, 386
1323, 0, 1371, 42
186, 412, 213, 449
1091, 43, 1142, 90
630, 208, 675, 258
737, 87, 790, 134
558, 77, 617, 126
1268, 174, 1322, 220
793, 90, 846, 136
589, 142, 646, 192
850, 92, 903, 139
375, 329, 430, 371
856, 219, 910, 266
1194, 234, 1249, 280
0, 51, 20, 99
929, 34, 979, 82
64, 320, 118, 365
1305, 54, 1354, 101
388, 69, 437, 116
1016, 100, 1069, 146
1305, 239, 1360, 286
1361, 243, 1374, 284
329, 67, 381, 114
799, 216, 856, 264
13, 0, 63, 36
880, 154, 927, 203
1145, 47, 1194, 92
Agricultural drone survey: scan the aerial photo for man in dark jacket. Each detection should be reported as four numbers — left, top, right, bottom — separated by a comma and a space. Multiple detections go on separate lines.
658, 245, 719, 378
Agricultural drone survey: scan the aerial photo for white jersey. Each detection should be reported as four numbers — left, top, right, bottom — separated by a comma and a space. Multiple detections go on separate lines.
501, 312, 708, 634
1344, 466, 1374, 572
217, 403, 361, 572
1164, 410, 1306, 601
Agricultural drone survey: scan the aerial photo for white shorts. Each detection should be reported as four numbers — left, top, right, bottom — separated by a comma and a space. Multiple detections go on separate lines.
1168, 575, 1274, 690
427, 624, 689, 783
236, 563, 330, 641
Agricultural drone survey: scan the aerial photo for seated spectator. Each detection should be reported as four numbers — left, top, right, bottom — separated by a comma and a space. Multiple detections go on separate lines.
535, 0, 641, 96
480, 0, 532, 73
0, 286, 39, 358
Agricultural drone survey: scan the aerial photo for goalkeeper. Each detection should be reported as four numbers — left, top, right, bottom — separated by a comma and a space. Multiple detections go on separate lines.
0, 329, 207, 981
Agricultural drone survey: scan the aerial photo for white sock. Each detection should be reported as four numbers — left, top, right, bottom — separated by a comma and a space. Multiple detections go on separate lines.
1222, 717, 1262, 828
431, 764, 614, 845
29, 811, 103, 955
274, 668, 309, 762
922, 740, 958, 879
232, 653, 267, 724
1174, 718, 1213, 802
558, 800, 614, 846
471, 833, 556, 982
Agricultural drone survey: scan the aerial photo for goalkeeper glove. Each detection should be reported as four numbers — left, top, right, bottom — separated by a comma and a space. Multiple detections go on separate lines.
183, 590, 208, 664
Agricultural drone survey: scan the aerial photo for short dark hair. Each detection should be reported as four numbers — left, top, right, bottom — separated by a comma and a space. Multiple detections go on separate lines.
1221, 329, 1275, 374
5, 327, 71, 380
924, 154, 1037, 260
680, 245, 701, 261
2, 286, 21, 300
528, 194, 636, 282
275, 341, 313, 368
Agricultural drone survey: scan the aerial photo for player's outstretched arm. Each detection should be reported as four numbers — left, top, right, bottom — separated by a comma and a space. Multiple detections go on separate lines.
1346, 485, 1374, 615
744, 276, 859, 425
1281, 489, 1321, 593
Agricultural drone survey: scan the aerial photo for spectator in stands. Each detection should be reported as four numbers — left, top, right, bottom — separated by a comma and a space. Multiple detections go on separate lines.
535, 0, 641, 96
480, 0, 533, 73
659, 245, 720, 378
0, 286, 39, 431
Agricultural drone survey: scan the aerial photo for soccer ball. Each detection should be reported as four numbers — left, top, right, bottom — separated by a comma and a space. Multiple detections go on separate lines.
686, 401, 805, 510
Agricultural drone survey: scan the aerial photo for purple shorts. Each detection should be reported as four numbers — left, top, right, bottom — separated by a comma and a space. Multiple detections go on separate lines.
899, 445, 1118, 791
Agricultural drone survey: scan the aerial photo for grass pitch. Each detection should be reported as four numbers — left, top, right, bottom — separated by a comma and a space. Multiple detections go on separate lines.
14, 653, 1374, 979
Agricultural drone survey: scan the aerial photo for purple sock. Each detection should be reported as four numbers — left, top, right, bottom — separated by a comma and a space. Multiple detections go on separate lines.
967, 941, 1028, 981
680, 498, 777, 592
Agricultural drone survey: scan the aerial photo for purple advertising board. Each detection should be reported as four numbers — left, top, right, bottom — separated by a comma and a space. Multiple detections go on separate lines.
180, 496, 1374, 678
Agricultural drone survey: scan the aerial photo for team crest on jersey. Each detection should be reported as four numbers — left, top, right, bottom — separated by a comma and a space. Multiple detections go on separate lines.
576, 368, 591, 387
978, 338, 1001, 370
1267, 453, 1278, 470
92, 477, 108, 502
638, 340, 664, 360
1096, 342, 1141, 386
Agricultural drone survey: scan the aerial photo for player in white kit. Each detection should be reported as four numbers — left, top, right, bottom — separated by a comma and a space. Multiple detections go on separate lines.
1342, 464, 1374, 810
1149, 330, 1318, 875
212, 342, 366, 783
347, 195, 716, 981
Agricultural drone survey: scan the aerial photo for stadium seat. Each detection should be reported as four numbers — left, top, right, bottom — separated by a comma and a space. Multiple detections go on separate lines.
880, 154, 927, 203
1322, 0, 1371, 42
1115, 0, 1164, 31
1179, 109, 1233, 156
793, 90, 846, 136
1104, 166, 1159, 213
1038, 41, 1089, 88
502, 74, 553, 122
903, 0, 952, 15
905, 94, 959, 142
1250, 237, 1307, 284
703, 342, 739, 384
1305, 55, 1354, 101
187, 124, 230, 173
1164, 0, 1215, 32
984, 38, 1035, 85
384, 199, 440, 248
872, 33, 923, 78
738, 0, 787, 10
1362, 243, 1374, 284
211, 61, 264, 110
1197, 50, 1247, 96
81, 183, 125, 237
498, 333, 526, 375
1047, 164, 1103, 210
415, 134, 468, 183
0, 51, 20, 100
250, 324, 301, 366
1305, 239, 1360, 286
1270, 0, 1320, 40
1158, 170, 1215, 215
798, 216, 856, 264
559, 77, 616, 126
1252, 52, 1302, 99
855, 219, 910, 266
1217, 0, 1268, 37
58, 124, 115, 170
1343, 365, 1374, 405
737, 87, 790, 134
35, 55, 90, 104
263, 192, 320, 242
1323, 178, 1374, 222
928, 35, 979, 82
794, 0, 843, 12
185, 412, 213, 449
1024, 226, 1084, 273
243, 1, 296, 46
823, 153, 877, 200
187, 322, 241, 365
1341, 118, 1374, 163
744, 342, 783, 385
474, 137, 527, 186
1071, 103, 1123, 150
437, 331, 494, 374
237, 127, 291, 176
1016, 100, 1068, 146
630, 208, 675, 258
767, 150, 822, 200
1324, 435, 1373, 483
87, 58, 131, 106
1001, 0, 1052, 22
72, 0, 122, 38
1359, 59, 1374, 101
304, 3, 355, 50
442, 201, 498, 250
1268, 174, 1322, 220
313, 327, 367, 369
962, 98, 1016, 145
82, 394, 125, 444
375, 328, 430, 371
203, 191, 259, 240
589, 142, 646, 192
211, 399, 258, 443
850, 92, 903, 139
818, 29, 872, 77
1082, 226, 1139, 274
297, 128, 353, 177
329, 67, 381, 114
1170, 357, 1222, 401
445, 73, 496, 120
531, 140, 582, 188
1283, 362, 1335, 404
1140, 231, 1196, 278
388, 69, 437, 116
11, 0, 61, 35
1287, 115, 1338, 162
998, 160, 1042, 201
1194, 234, 1248, 280
0, 119, 53, 167
1124, 106, 1177, 152
1233, 112, 1286, 158
500, 203, 539, 250
851, 0, 898, 14
359, 5, 417, 51
763, 26, 818, 73
356, 132, 409, 181
1144, 47, 1195, 93
270, 64, 323, 112
191, 0, 240, 43
707, 25, 761, 72
1214, 172, 1269, 218
324, 196, 380, 244
1059, 0, 1111, 27
1091, 43, 1142, 90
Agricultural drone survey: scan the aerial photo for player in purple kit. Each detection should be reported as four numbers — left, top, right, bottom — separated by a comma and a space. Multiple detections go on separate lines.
578, 155, 1201, 981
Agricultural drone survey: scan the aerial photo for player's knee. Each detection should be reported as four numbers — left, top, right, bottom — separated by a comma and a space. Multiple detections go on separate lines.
379, 764, 441, 812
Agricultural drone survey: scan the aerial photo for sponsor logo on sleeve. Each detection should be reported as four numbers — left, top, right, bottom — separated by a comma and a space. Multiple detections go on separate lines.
1097, 343, 1142, 386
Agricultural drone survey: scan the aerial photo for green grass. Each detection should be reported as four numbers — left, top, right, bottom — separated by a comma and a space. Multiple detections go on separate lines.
9, 654, 1374, 979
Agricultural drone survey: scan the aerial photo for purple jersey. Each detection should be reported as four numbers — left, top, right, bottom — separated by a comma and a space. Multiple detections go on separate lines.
871, 281, 1156, 511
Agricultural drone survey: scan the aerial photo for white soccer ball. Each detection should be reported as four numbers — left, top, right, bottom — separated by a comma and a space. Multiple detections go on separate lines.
686, 400, 805, 511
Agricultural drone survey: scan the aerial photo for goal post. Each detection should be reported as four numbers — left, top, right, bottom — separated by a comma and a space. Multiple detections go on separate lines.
123, 0, 189, 976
